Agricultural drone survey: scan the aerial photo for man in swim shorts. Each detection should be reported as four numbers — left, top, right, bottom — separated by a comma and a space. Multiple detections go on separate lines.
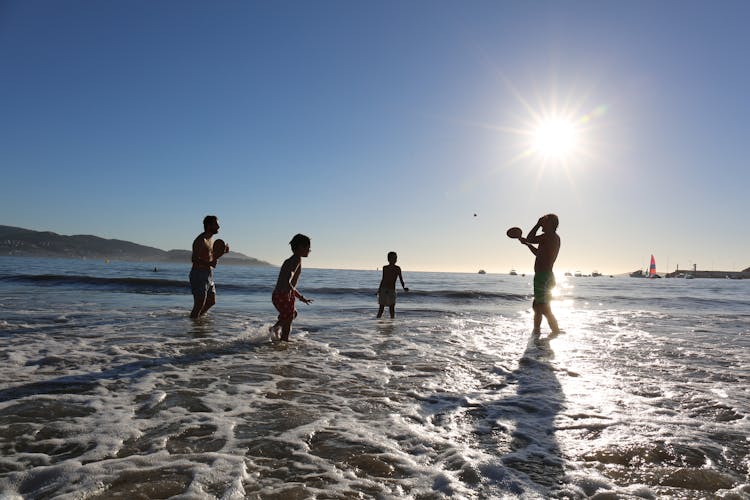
519, 214, 561, 334
534, 271, 555, 305
189, 215, 228, 318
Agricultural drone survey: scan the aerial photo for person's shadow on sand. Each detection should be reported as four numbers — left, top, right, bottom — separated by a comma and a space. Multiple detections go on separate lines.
417, 331, 565, 496
498, 332, 566, 491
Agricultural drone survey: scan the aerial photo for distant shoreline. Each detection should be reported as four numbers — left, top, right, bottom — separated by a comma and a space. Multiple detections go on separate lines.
0, 254, 275, 267
624, 268, 750, 279
0, 224, 274, 267
664, 269, 750, 279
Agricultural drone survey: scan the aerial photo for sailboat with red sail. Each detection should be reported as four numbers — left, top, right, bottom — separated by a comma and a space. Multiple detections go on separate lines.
630, 255, 661, 278
648, 255, 661, 278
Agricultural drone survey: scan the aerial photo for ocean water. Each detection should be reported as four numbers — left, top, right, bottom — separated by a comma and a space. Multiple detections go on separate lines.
0, 257, 748, 499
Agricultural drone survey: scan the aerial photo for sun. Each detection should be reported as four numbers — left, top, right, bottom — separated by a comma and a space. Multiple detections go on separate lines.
487, 79, 609, 172
472, 77, 610, 179
532, 117, 579, 160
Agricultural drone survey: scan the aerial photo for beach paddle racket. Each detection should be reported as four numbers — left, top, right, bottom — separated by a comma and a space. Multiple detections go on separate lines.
213, 239, 227, 256
506, 227, 522, 239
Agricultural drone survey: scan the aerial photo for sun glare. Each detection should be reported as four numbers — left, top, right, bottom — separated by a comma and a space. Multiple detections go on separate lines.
532, 118, 579, 159
480, 77, 610, 179
489, 78, 610, 174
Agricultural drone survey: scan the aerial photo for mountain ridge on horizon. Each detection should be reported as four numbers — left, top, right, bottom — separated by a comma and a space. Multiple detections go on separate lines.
0, 225, 273, 267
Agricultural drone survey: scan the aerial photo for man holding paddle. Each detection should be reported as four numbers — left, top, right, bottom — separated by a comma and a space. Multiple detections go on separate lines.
190, 215, 229, 318
509, 214, 561, 335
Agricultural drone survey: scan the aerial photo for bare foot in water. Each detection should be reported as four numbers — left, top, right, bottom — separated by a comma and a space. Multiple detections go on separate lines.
269, 325, 281, 341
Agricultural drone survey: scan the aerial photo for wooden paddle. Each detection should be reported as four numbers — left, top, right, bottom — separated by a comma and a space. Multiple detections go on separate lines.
506, 227, 522, 239
213, 239, 228, 256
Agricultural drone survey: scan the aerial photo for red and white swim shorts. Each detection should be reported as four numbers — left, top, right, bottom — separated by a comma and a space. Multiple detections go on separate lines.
272, 291, 297, 322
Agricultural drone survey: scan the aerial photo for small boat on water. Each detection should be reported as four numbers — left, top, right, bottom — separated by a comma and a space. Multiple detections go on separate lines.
509, 269, 517, 276
478, 269, 486, 274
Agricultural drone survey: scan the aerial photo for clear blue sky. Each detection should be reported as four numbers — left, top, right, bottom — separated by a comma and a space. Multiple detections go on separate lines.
2, 1, 749, 273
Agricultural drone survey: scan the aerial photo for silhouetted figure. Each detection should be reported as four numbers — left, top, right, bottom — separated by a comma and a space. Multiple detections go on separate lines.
519, 214, 560, 334
377, 251, 409, 318
270, 234, 313, 341
189, 215, 229, 318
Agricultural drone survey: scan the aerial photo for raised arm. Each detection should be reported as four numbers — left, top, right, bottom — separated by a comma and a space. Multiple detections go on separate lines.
525, 217, 545, 244
519, 237, 538, 256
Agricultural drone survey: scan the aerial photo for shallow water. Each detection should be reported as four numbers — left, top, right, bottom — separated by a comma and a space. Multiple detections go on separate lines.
0, 258, 748, 498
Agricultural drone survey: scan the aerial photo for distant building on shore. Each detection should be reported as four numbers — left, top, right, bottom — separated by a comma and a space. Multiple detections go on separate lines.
665, 266, 750, 279
629, 261, 750, 279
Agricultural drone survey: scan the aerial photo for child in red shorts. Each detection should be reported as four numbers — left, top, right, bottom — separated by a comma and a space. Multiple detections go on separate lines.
270, 234, 313, 341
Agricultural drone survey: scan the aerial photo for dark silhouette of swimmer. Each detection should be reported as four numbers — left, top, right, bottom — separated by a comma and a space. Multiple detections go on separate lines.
519, 214, 560, 334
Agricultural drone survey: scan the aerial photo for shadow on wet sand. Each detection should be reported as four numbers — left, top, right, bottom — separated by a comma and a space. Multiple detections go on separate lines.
417, 331, 566, 496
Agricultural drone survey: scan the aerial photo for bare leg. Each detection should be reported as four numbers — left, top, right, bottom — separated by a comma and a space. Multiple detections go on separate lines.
377, 305, 385, 318
532, 301, 542, 334
199, 293, 216, 316
542, 304, 560, 333
280, 319, 293, 341
191, 294, 207, 319
269, 320, 281, 339
389, 305, 395, 319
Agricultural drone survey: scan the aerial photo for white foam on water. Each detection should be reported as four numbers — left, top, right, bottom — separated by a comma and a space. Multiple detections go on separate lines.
1, 265, 748, 497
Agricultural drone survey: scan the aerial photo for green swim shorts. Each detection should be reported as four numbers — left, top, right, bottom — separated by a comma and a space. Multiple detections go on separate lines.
533, 271, 555, 304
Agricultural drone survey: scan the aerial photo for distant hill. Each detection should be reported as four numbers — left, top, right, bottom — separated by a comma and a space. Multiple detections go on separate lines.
0, 225, 273, 267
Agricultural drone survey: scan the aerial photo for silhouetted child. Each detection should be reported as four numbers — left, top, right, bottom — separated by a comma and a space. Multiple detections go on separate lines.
270, 234, 313, 341
377, 251, 409, 318
519, 214, 561, 335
